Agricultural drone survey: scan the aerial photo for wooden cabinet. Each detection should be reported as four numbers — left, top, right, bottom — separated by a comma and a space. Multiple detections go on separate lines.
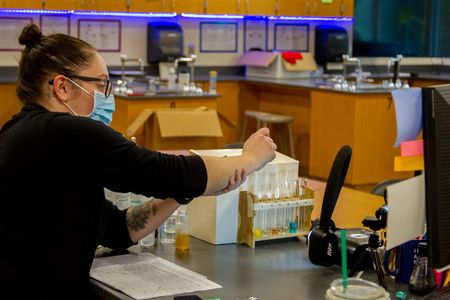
206, 0, 238, 15
1, 0, 41, 8
277, 0, 304, 16
6, 0, 353, 16
43, 0, 98, 10
0, 84, 23, 129
173, 0, 205, 14
309, 90, 411, 185
312, 0, 354, 17
277, 0, 353, 17
128, 0, 166, 12
215, 82, 241, 147
340, 0, 354, 17
245, 0, 276, 15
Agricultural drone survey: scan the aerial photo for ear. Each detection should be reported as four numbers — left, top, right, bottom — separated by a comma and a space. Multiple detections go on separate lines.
52, 75, 71, 102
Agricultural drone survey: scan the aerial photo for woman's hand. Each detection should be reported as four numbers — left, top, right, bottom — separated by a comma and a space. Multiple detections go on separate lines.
242, 127, 277, 174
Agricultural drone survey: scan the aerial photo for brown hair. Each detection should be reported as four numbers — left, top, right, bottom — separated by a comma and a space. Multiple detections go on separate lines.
17, 23, 96, 104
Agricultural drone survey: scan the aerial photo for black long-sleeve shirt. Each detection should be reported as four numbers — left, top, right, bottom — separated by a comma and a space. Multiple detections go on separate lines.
0, 103, 207, 299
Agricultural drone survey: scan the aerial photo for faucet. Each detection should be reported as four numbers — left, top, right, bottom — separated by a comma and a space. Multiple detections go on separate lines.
342, 54, 361, 77
120, 54, 145, 81
387, 54, 403, 85
342, 54, 363, 86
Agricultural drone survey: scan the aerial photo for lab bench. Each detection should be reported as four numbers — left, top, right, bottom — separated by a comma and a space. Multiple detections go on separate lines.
90, 237, 425, 300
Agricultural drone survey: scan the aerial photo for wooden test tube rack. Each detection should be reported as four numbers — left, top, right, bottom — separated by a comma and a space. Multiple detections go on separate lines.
237, 187, 315, 248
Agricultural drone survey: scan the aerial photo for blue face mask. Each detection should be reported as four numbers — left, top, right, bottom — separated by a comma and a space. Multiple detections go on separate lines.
65, 78, 115, 126
89, 90, 115, 126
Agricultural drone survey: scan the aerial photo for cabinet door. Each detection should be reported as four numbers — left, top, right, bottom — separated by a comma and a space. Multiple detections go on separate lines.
245, 0, 276, 16
277, 0, 305, 16
174, 0, 205, 14
94, 0, 127, 11
42, 0, 82, 10
312, 0, 339, 16
340, 0, 354, 17
312, 0, 353, 17
128, 0, 164, 12
2, 0, 42, 8
206, 0, 239, 15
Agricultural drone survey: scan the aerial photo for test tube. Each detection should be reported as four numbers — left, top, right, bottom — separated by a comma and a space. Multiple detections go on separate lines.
289, 206, 297, 233
253, 210, 262, 238
262, 209, 270, 237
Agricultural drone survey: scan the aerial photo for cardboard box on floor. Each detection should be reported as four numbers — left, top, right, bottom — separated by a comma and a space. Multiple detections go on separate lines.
187, 149, 299, 245
126, 107, 222, 150
237, 51, 318, 79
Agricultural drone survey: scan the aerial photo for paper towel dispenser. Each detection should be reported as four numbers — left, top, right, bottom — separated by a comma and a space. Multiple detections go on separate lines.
147, 22, 183, 63
314, 25, 349, 67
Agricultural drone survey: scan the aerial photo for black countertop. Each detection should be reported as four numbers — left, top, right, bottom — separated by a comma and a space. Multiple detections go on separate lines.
90, 237, 424, 300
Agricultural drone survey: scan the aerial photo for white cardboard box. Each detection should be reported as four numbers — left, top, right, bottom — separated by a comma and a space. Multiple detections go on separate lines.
237, 51, 318, 79
187, 149, 299, 244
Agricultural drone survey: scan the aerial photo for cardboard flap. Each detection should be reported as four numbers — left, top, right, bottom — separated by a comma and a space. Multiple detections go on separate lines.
156, 109, 222, 138
237, 52, 278, 67
282, 52, 318, 71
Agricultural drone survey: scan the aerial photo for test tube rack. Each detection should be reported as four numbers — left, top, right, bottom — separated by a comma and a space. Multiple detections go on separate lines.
237, 187, 314, 248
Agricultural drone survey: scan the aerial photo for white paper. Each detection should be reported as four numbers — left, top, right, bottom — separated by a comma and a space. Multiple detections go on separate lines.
386, 174, 426, 250
392, 88, 423, 147
274, 24, 309, 51
244, 20, 266, 52
78, 19, 121, 51
40, 15, 69, 35
200, 23, 237, 52
90, 253, 221, 300
0, 17, 32, 50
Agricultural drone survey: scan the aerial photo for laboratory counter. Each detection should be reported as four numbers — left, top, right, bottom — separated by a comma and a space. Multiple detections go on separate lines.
114, 92, 220, 100
90, 237, 424, 300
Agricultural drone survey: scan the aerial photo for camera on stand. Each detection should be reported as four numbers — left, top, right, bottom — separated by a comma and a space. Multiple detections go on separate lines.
345, 204, 389, 289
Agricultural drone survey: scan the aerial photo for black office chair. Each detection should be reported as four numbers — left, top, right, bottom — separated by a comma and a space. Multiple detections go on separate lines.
371, 178, 405, 203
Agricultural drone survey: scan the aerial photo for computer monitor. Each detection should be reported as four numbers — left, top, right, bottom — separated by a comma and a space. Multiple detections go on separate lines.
422, 84, 450, 269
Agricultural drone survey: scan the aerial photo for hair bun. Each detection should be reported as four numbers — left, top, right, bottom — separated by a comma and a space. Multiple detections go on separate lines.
18, 23, 43, 48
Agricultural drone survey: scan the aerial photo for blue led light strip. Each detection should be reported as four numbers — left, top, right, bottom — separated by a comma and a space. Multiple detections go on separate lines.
0, 9, 72, 14
181, 13, 244, 19
0, 8, 353, 22
0, 8, 175, 18
73, 11, 176, 18
268, 16, 353, 22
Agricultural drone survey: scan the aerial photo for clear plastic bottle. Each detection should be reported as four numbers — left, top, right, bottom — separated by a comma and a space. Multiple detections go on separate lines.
175, 206, 190, 251
208, 70, 217, 95
131, 193, 155, 250
167, 67, 177, 91
408, 242, 437, 296
139, 231, 155, 249
160, 211, 177, 244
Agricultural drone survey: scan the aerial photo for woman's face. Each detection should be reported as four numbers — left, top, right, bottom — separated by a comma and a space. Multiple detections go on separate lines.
65, 51, 109, 116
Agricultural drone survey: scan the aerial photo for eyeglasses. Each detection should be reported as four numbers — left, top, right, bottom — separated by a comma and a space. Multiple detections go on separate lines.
48, 75, 113, 97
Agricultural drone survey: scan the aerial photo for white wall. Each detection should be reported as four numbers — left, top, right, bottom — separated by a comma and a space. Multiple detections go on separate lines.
0, 13, 353, 67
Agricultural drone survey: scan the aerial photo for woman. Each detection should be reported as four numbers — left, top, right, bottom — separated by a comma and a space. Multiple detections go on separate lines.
0, 24, 276, 299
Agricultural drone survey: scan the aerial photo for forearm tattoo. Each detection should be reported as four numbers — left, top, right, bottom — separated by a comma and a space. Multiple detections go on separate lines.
126, 199, 156, 232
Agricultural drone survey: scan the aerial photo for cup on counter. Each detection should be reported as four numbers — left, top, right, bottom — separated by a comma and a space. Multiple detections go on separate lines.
325, 278, 390, 300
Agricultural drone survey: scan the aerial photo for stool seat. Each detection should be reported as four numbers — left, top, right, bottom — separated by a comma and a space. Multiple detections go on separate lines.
241, 110, 295, 159
244, 110, 274, 118
256, 114, 294, 124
